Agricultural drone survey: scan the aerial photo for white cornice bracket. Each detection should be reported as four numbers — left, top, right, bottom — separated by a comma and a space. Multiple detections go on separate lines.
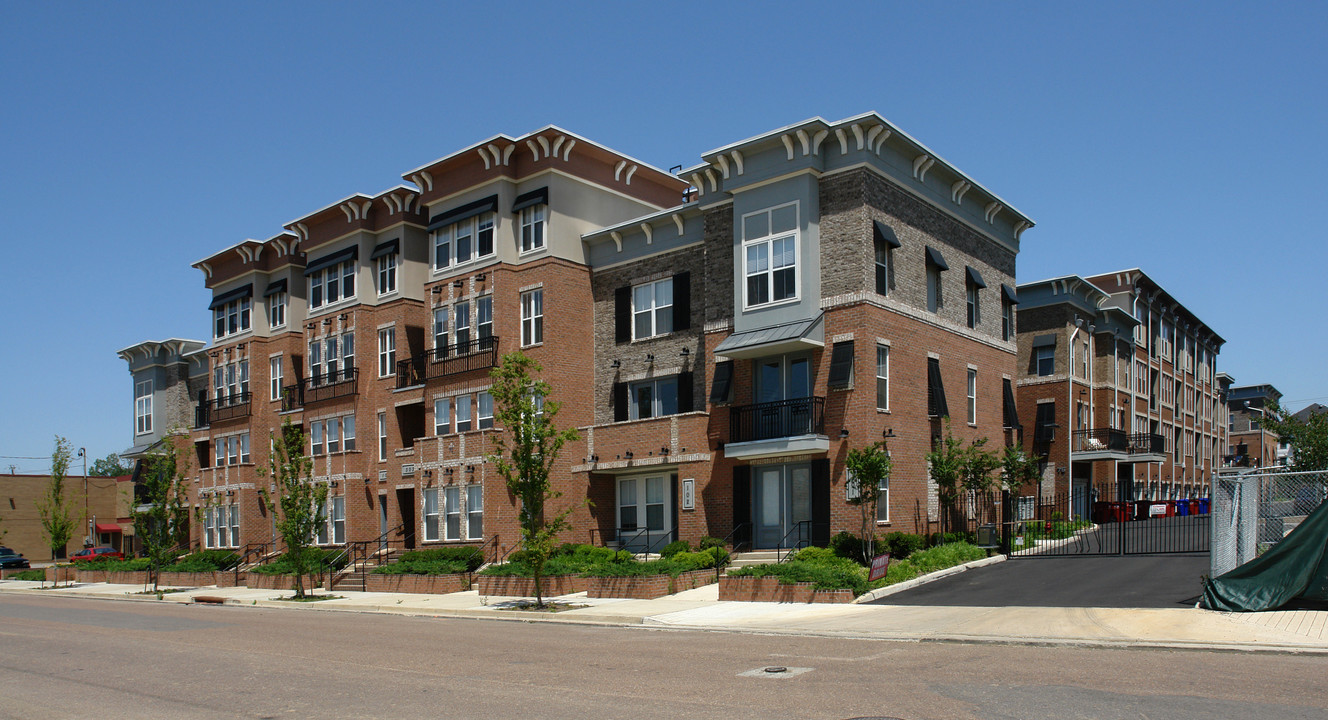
913, 155, 934, 182
715, 154, 730, 179
199, 262, 213, 279
1013, 220, 1030, 241
951, 180, 971, 205
526, 140, 540, 162
984, 201, 1003, 223
640, 223, 652, 245
689, 173, 704, 197
835, 128, 848, 155
851, 123, 865, 150
672, 213, 684, 236
610, 231, 622, 252
536, 135, 551, 158
487, 143, 503, 166
730, 150, 744, 175
476, 146, 492, 170
624, 164, 637, 185
704, 169, 717, 192
796, 129, 811, 156
614, 160, 627, 182
780, 135, 795, 161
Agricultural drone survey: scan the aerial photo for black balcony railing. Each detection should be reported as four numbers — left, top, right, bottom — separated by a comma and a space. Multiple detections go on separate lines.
395, 335, 498, 389
1128, 432, 1166, 455
282, 368, 358, 411
1071, 429, 1166, 456
194, 392, 252, 428
729, 396, 825, 443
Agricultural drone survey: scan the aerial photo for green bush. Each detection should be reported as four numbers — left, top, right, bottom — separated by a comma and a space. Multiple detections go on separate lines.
659, 540, 691, 558
672, 547, 728, 571
375, 546, 485, 575
164, 550, 239, 573
883, 532, 925, 559
249, 549, 347, 576
9, 569, 44, 581
728, 541, 987, 595
727, 560, 869, 595
697, 536, 726, 552
481, 543, 617, 577
75, 558, 152, 572
829, 531, 866, 562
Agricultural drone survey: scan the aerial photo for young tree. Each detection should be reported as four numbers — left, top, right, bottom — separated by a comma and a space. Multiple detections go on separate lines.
1262, 402, 1328, 472
925, 421, 1000, 534
1000, 444, 1042, 493
486, 352, 581, 608
37, 436, 81, 560
844, 442, 892, 563
259, 419, 327, 599
89, 453, 132, 477
133, 443, 191, 592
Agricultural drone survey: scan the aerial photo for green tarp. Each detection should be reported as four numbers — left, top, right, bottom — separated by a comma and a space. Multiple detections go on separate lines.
1201, 498, 1328, 612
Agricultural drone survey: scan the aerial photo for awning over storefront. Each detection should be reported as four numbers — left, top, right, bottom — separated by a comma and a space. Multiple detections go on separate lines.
95, 523, 122, 534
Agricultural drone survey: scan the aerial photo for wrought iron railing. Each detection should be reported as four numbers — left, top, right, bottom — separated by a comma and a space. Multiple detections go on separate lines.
721, 522, 752, 554
282, 368, 359, 411
729, 396, 825, 443
195, 392, 252, 428
1072, 428, 1129, 453
396, 336, 499, 389
1128, 433, 1166, 454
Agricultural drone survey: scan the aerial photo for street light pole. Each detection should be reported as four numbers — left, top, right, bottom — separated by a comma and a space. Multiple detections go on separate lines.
78, 447, 90, 548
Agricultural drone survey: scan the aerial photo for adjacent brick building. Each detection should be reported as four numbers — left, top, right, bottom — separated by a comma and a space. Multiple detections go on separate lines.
123, 113, 1037, 556
1224, 382, 1282, 469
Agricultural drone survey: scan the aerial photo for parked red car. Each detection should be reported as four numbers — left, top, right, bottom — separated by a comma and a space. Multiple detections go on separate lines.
71, 547, 125, 563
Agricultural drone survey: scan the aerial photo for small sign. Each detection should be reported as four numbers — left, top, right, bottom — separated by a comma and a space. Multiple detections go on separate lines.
1149, 504, 1167, 517
681, 478, 695, 510
868, 552, 892, 582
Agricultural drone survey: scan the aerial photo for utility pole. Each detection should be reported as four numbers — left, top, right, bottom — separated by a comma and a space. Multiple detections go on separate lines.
78, 447, 91, 548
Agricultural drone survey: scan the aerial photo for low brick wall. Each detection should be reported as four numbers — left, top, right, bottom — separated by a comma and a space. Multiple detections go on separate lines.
45, 566, 77, 584
718, 574, 856, 604
74, 569, 151, 585
1, 568, 37, 580
158, 571, 225, 587
586, 569, 717, 599
475, 574, 588, 597
362, 573, 471, 594
244, 574, 302, 591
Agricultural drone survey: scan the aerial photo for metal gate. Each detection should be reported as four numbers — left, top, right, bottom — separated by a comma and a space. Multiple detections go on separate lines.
1211, 469, 1327, 577
1006, 487, 1209, 557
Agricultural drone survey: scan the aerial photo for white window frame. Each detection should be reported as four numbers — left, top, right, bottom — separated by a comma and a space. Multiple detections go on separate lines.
876, 345, 890, 412
455, 396, 472, 432
966, 282, 980, 328
433, 212, 495, 270
477, 392, 494, 430
967, 368, 978, 425
454, 301, 471, 348
628, 376, 679, 420
434, 398, 451, 436
477, 295, 493, 343
741, 202, 799, 310
309, 259, 356, 312
926, 264, 943, 313
422, 488, 440, 542
377, 412, 387, 462
269, 292, 286, 329
519, 204, 546, 253
135, 380, 153, 435
269, 356, 283, 401
444, 486, 462, 541
1035, 346, 1055, 376
1002, 300, 1014, 341
378, 327, 396, 378
376, 252, 397, 296
466, 484, 483, 540
432, 306, 449, 351
213, 297, 252, 340
521, 289, 543, 346
632, 277, 673, 340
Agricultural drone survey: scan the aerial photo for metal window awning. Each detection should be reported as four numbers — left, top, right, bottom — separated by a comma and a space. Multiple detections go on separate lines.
428, 195, 498, 230
1032, 333, 1057, 348
1001, 283, 1019, 304
713, 315, 825, 360
873, 220, 901, 248
925, 245, 949, 271
512, 187, 549, 213
208, 283, 253, 310
263, 279, 287, 297
966, 266, 986, 288
369, 239, 399, 260
303, 246, 358, 276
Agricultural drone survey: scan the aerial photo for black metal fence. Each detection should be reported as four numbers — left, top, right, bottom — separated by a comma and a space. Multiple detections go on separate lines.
729, 396, 825, 443
396, 336, 498, 389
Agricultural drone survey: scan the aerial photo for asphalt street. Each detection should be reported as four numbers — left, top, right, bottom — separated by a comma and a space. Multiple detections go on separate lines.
1, 594, 1325, 720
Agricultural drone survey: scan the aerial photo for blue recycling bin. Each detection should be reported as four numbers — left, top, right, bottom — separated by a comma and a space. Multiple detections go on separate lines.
1198, 498, 1210, 515
1174, 498, 1190, 516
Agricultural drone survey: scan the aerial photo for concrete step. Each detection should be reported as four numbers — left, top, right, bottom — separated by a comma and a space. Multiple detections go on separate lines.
727, 551, 784, 570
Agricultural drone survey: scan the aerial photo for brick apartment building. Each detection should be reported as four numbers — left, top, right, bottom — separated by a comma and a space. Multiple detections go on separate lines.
0, 472, 134, 561
1224, 382, 1283, 469
123, 113, 1035, 556
1014, 270, 1226, 519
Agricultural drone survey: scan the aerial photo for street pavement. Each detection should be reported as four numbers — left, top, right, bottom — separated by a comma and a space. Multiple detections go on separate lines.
3, 555, 1326, 655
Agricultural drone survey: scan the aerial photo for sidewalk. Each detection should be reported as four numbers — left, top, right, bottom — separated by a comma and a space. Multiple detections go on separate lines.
4, 576, 1326, 655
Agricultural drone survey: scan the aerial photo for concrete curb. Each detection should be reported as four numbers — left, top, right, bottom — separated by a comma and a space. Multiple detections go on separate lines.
853, 553, 1006, 603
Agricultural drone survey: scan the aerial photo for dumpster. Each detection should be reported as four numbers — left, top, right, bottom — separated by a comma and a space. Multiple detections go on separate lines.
1175, 498, 1190, 516
1188, 499, 1201, 515
1135, 500, 1152, 520
1092, 501, 1110, 524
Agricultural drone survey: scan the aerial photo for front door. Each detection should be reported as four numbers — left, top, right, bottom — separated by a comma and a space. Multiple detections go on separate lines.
397, 489, 416, 550
617, 475, 671, 553
377, 494, 389, 551
753, 463, 812, 548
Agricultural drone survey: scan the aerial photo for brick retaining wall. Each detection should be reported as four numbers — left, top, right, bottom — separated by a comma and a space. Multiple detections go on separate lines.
586, 569, 717, 599
475, 574, 588, 597
363, 573, 471, 594
718, 574, 856, 604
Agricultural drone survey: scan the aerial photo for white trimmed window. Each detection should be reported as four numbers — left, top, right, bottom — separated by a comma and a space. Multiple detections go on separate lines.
1002, 300, 1014, 341
455, 396, 472, 432
966, 283, 980, 329
876, 345, 889, 412
477, 295, 493, 343
422, 488, 440, 542
477, 392, 494, 430
742, 203, 798, 308
203, 507, 215, 548
378, 327, 396, 378
633, 278, 673, 339
135, 380, 153, 435
228, 505, 240, 548
309, 332, 354, 385
269, 357, 283, 401
467, 484, 483, 539
376, 252, 397, 295
520, 205, 546, 253
444, 486, 462, 540
434, 398, 451, 436
629, 377, 679, 420
316, 500, 329, 545
213, 297, 252, 339
877, 468, 890, 523
966, 368, 978, 425
330, 496, 345, 545
521, 289, 543, 346
269, 292, 286, 329
310, 416, 355, 455
377, 412, 387, 461
433, 212, 495, 269
454, 302, 471, 348
309, 259, 355, 311
1035, 346, 1055, 376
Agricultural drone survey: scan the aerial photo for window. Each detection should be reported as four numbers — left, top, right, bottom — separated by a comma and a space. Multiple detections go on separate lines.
343, 415, 356, 451
521, 289, 543, 346
967, 368, 977, 425
213, 297, 252, 340
455, 396, 472, 432
328, 418, 341, 454
629, 377, 679, 420
742, 203, 798, 308
876, 345, 890, 411
433, 212, 495, 269
434, 398, 451, 436
269, 357, 283, 401
520, 204, 545, 253
203, 508, 214, 548
454, 302, 471, 348
240, 433, 250, 463
965, 280, 981, 329
873, 222, 898, 295
309, 258, 355, 311
309, 332, 354, 385
311, 422, 324, 456
1035, 402, 1056, 442
377, 412, 387, 461
422, 488, 439, 542
229, 504, 240, 548
1002, 299, 1014, 341
467, 484, 483, 539
444, 486, 461, 540
1035, 346, 1055, 376
135, 380, 153, 434
877, 470, 890, 523
477, 296, 493, 344
477, 392, 494, 430
378, 327, 396, 378
633, 278, 673, 339
269, 292, 286, 329
310, 416, 354, 455
376, 252, 397, 295
330, 496, 345, 545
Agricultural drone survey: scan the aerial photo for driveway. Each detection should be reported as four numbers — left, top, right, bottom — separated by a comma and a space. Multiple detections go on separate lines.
872, 554, 1210, 608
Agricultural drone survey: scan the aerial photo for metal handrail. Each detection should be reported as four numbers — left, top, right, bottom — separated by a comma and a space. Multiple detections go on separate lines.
232, 542, 271, 585
328, 522, 403, 589
498, 539, 524, 565
477, 535, 500, 566
282, 367, 359, 411
776, 521, 812, 562
721, 522, 752, 554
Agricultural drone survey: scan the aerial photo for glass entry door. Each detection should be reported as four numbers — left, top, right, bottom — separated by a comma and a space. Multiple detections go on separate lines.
753, 463, 812, 548
754, 356, 812, 438
618, 475, 671, 553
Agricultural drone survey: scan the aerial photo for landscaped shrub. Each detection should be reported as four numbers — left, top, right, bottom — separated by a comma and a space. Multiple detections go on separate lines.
482, 544, 616, 577
374, 547, 484, 575
9, 569, 44, 581
75, 558, 152, 572
926, 531, 974, 547
671, 546, 728, 571
249, 549, 347, 576
883, 532, 925, 559
483, 543, 728, 579
728, 541, 988, 595
829, 531, 865, 561
659, 540, 691, 558
164, 550, 239, 573
697, 536, 725, 552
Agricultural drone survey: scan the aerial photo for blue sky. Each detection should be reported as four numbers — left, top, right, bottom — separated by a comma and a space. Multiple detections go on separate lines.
2, 1, 1324, 473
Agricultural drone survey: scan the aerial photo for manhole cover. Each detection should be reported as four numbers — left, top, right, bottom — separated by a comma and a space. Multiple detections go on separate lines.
738, 666, 812, 678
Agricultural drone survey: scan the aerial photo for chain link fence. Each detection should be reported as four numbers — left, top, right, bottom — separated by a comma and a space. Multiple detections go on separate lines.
1211, 469, 1327, 577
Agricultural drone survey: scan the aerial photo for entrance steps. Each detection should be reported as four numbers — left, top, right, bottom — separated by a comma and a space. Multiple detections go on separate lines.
727, 550, 783, 570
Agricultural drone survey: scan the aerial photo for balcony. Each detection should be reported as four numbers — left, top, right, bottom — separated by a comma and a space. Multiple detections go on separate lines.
396, 336, 498, 389
725, 396, 827, 460
1071, 428, 1166, 461
282, 368, 359, 411
195, 392, 252, 428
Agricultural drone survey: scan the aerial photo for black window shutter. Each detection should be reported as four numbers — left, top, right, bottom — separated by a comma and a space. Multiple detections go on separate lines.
811, 458, 831, 547
827, 341, 854, 390
672, 272, 691, 331
677, 372, 694, 413
670, 473, 679, 543
613, 381, 628, 422
709, 360, 734, 404
1003, 378, 1020, 429
614, 287, 631, 344
927, 358, 949, 418
732, 466, 750, 545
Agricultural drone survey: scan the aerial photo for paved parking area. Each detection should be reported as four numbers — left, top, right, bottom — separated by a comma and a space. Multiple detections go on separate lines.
873, 554, 1211, 608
